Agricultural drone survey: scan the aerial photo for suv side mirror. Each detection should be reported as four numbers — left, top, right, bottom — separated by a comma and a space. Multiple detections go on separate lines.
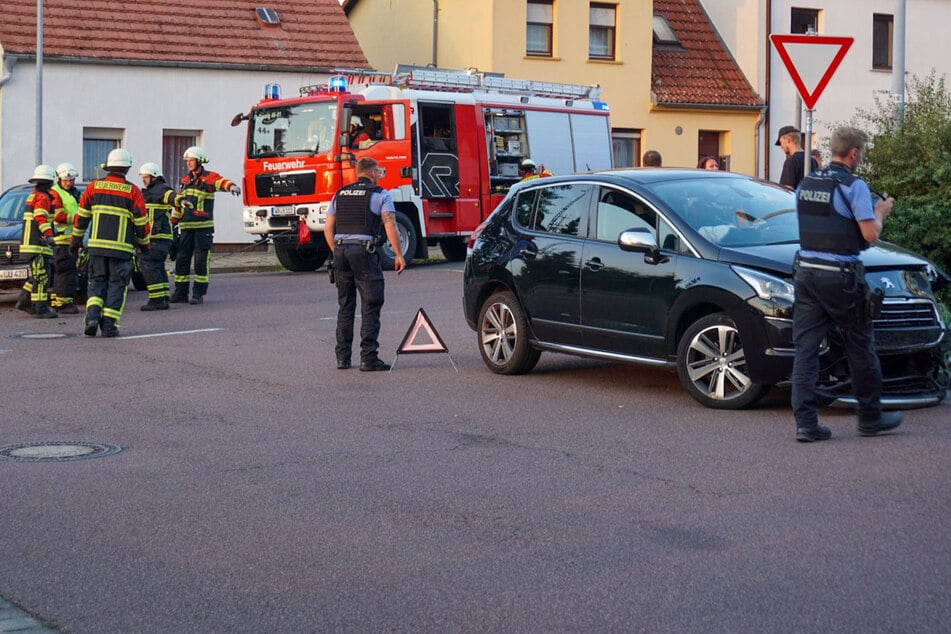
618, 228, 666, 264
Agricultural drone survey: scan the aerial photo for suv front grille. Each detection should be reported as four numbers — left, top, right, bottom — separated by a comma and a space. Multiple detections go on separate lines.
873, 299, 944, 351
1, 242, 30, 266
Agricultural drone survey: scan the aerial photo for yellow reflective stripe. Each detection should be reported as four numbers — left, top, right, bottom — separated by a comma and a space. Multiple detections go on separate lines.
178, 220, 215, 230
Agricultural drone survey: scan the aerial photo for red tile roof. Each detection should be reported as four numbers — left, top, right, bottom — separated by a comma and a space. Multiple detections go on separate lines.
1, 0, 369, 70
652, 0, 762, 108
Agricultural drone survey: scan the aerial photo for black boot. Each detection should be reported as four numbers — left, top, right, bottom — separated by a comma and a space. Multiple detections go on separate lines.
188, 295, 204, 305
15, 291, 34, 314
57, 303, 80, 315
100, 317, 119, 338
141, 298, 170, 311
32, 303, 58, 319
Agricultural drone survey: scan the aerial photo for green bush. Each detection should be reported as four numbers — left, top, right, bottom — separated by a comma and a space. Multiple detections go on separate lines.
845, 72, 951, 305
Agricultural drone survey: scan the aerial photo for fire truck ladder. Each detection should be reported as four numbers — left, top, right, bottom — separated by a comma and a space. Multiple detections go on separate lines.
394, 66, 601, 100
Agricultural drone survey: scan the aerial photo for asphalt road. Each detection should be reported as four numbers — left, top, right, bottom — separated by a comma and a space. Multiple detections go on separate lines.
1, 263, 949, 632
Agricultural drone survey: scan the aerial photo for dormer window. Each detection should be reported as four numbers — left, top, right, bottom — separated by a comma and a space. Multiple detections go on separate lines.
256, 7, 280, 26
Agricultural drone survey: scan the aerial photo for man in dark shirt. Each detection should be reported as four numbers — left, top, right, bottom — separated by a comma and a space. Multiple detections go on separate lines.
777, 125, 818, 189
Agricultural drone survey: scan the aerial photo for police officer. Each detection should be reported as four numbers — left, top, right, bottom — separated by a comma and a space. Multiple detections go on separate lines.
70, 149, 150, 337
323, 157, 405, 371
16, 165, 59, 318
50, 162, 82, 314
170, 146, 240, 305
791, 126, 902, 442
138, 162, 177, 311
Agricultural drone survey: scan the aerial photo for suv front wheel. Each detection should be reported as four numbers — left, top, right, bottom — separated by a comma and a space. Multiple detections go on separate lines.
676, 312, 770, 409
477, 291, 541, 375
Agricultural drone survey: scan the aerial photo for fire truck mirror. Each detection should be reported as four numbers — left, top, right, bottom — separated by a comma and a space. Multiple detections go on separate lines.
231, 112, 246, 127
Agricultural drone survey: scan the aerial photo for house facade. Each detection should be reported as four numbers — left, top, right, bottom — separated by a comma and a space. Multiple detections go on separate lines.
702, 0, 951, 180
344, 0, 764, 173
0, 0, 368, 244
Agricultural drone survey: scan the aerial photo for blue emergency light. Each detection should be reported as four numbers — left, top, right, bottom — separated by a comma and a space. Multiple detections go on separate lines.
328, 75, 348, 92
264, 83, 281, 100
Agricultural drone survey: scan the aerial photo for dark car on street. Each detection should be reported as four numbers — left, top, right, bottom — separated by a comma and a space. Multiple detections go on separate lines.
463, 169, 949, 409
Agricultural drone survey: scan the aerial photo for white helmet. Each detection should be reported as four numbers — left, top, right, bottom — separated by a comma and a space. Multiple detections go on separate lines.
55, 162, 79, 180
29, 164, 57, 183
520, 158, 537, 169
183, 146, 208, 163
101, 148, 133, 169
139, 162, 163, 178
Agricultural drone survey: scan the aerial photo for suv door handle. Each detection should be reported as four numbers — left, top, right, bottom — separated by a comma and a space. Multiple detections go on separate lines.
584, 257, 605, 271
517, 243, 538, 259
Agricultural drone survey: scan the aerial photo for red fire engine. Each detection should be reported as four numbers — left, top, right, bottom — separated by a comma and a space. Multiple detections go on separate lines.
233, 65, 612, 270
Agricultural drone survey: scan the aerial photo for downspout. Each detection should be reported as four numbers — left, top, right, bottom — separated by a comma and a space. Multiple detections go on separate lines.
763, 0, 772, 179
432, 0, 439, 67
0, 55, 17, 87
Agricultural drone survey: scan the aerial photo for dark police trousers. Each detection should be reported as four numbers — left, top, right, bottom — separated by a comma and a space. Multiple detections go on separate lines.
791, 264, 882, 426
333, 242, 385, 363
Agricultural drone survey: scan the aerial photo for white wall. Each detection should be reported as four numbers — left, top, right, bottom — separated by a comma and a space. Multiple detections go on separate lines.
702, 0, 951, 180
0, 61, 330, 243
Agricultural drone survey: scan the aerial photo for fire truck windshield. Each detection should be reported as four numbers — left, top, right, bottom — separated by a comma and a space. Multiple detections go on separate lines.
248, 102, 338, 159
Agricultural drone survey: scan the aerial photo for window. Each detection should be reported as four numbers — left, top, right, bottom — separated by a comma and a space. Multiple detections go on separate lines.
82, 127, 123, 182
611, 129, 640, 168
255, 8, 280, 26
589, 3, 616, 60
790, 8, 819, 35
873, 13, 893, 70
533, 183, 591, 237
527, 0, 553, 57
652, 15, 679, 46
596, 188, 655, 242
163, 132, 198, 188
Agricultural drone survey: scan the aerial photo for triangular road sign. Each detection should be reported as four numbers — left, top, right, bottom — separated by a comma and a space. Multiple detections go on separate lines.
397, 308, 449, 354
770, 34, 853, 110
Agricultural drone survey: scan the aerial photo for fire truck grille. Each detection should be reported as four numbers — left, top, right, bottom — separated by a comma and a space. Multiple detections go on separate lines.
254, 171, 317, 198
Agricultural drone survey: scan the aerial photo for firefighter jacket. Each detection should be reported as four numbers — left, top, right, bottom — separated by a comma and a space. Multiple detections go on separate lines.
143, 177, 176, 241
74, 173, 150, 260
21, 187, 55, 256
796, 164, 868, 256
332, 178, 382, 238
51, 183, 81, 245
172, 167, 234, 230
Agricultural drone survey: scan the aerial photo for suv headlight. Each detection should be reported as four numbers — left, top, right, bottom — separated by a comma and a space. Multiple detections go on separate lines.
733, 266, 795, 302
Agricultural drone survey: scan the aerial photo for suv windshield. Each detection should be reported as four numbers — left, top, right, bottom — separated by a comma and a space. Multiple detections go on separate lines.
248, 101, 338, 159
0, 188, 27, 221
649, 177, 799, 247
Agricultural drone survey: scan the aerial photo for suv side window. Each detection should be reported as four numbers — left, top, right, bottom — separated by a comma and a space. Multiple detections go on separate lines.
534, 183, 592, 237
595, 187, 657, 242
514, 189, 539, 229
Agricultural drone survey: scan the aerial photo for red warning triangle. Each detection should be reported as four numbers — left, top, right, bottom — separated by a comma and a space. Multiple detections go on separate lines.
397, 308, 449, 354
770, 35, 853, 110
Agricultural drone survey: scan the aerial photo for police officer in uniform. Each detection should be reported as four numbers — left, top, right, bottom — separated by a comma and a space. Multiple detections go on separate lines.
791, 126, 902, 442
70, 149, 150, 337
138, 162, 177, 311
323, 157, 405, 371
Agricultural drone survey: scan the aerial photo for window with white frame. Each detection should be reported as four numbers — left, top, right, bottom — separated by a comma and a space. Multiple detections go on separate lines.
82, 128, 123, 182
873, 13, 893, 70
589, 3, 616, 60
527, 0, 554, 57
163, 131, 199, 189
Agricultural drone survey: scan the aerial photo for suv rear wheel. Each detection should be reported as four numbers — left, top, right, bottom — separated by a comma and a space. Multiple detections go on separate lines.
676, 313, 770, 409
477, 290, 540, 374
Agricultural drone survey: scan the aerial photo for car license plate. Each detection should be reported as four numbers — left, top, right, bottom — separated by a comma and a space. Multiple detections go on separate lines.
0, 267, 28, 281
272, 205, 296, 216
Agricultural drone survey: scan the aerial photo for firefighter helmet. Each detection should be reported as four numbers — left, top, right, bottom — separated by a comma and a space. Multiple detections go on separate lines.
183, 146, 208, 163
29, 164, 57, 183
55, 162, 79, 180
520, 158, 537, 169
101, 148, 133, 169
139, 162, 163, 178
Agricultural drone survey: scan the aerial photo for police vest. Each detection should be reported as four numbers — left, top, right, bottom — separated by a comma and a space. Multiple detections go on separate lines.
51, 183, 80, 245
143, 179, 175, 241
333, 179, 382, 238
796, 168, 868, 255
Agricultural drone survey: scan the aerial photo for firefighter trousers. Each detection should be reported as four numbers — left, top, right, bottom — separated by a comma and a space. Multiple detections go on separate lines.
85, 256, 133, 327
23, 254, 51, 302
51, 245, 79, 307
173, 228, 212, 299
139, 239, 171, 302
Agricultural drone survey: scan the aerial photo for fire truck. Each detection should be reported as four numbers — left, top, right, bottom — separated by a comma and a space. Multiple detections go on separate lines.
233, 65, 612, 270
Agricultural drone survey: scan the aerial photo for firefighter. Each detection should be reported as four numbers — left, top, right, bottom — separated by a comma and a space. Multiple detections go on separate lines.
70, 149, 150, 337
49, 162, 82, 314
170, 146, 240, 304
518, 158, 552, 181
15, 165, 59, 318
138, 162, 177, 311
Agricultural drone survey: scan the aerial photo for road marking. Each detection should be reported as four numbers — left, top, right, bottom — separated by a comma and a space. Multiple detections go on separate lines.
119, 328, 224, 340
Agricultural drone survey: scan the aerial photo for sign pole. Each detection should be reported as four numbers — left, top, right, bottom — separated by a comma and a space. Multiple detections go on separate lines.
804, 109, 813, 179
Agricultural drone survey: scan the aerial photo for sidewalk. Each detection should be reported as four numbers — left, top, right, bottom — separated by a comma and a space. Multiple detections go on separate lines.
208, 245, 285, 274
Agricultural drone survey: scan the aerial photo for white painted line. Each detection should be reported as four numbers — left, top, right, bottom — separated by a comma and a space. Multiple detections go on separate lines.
119, 328, 224, 340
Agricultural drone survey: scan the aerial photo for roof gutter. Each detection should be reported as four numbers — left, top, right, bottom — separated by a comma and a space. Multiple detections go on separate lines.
4, 53, 356, 75
652, 101, 764, 112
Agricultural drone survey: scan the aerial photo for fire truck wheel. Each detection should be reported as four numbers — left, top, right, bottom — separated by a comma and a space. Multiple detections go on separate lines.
379, 211, 417, 271
274, 243, 330, 272
439, 237, 467, 262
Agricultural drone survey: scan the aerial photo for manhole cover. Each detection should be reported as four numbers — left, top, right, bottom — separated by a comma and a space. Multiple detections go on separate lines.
0, 441, 122, 462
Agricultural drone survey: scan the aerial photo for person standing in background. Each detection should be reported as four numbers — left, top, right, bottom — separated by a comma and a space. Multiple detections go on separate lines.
49, 162, 82, 314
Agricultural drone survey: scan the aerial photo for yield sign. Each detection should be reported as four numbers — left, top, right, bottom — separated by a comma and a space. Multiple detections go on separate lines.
770, 35, 853, 109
